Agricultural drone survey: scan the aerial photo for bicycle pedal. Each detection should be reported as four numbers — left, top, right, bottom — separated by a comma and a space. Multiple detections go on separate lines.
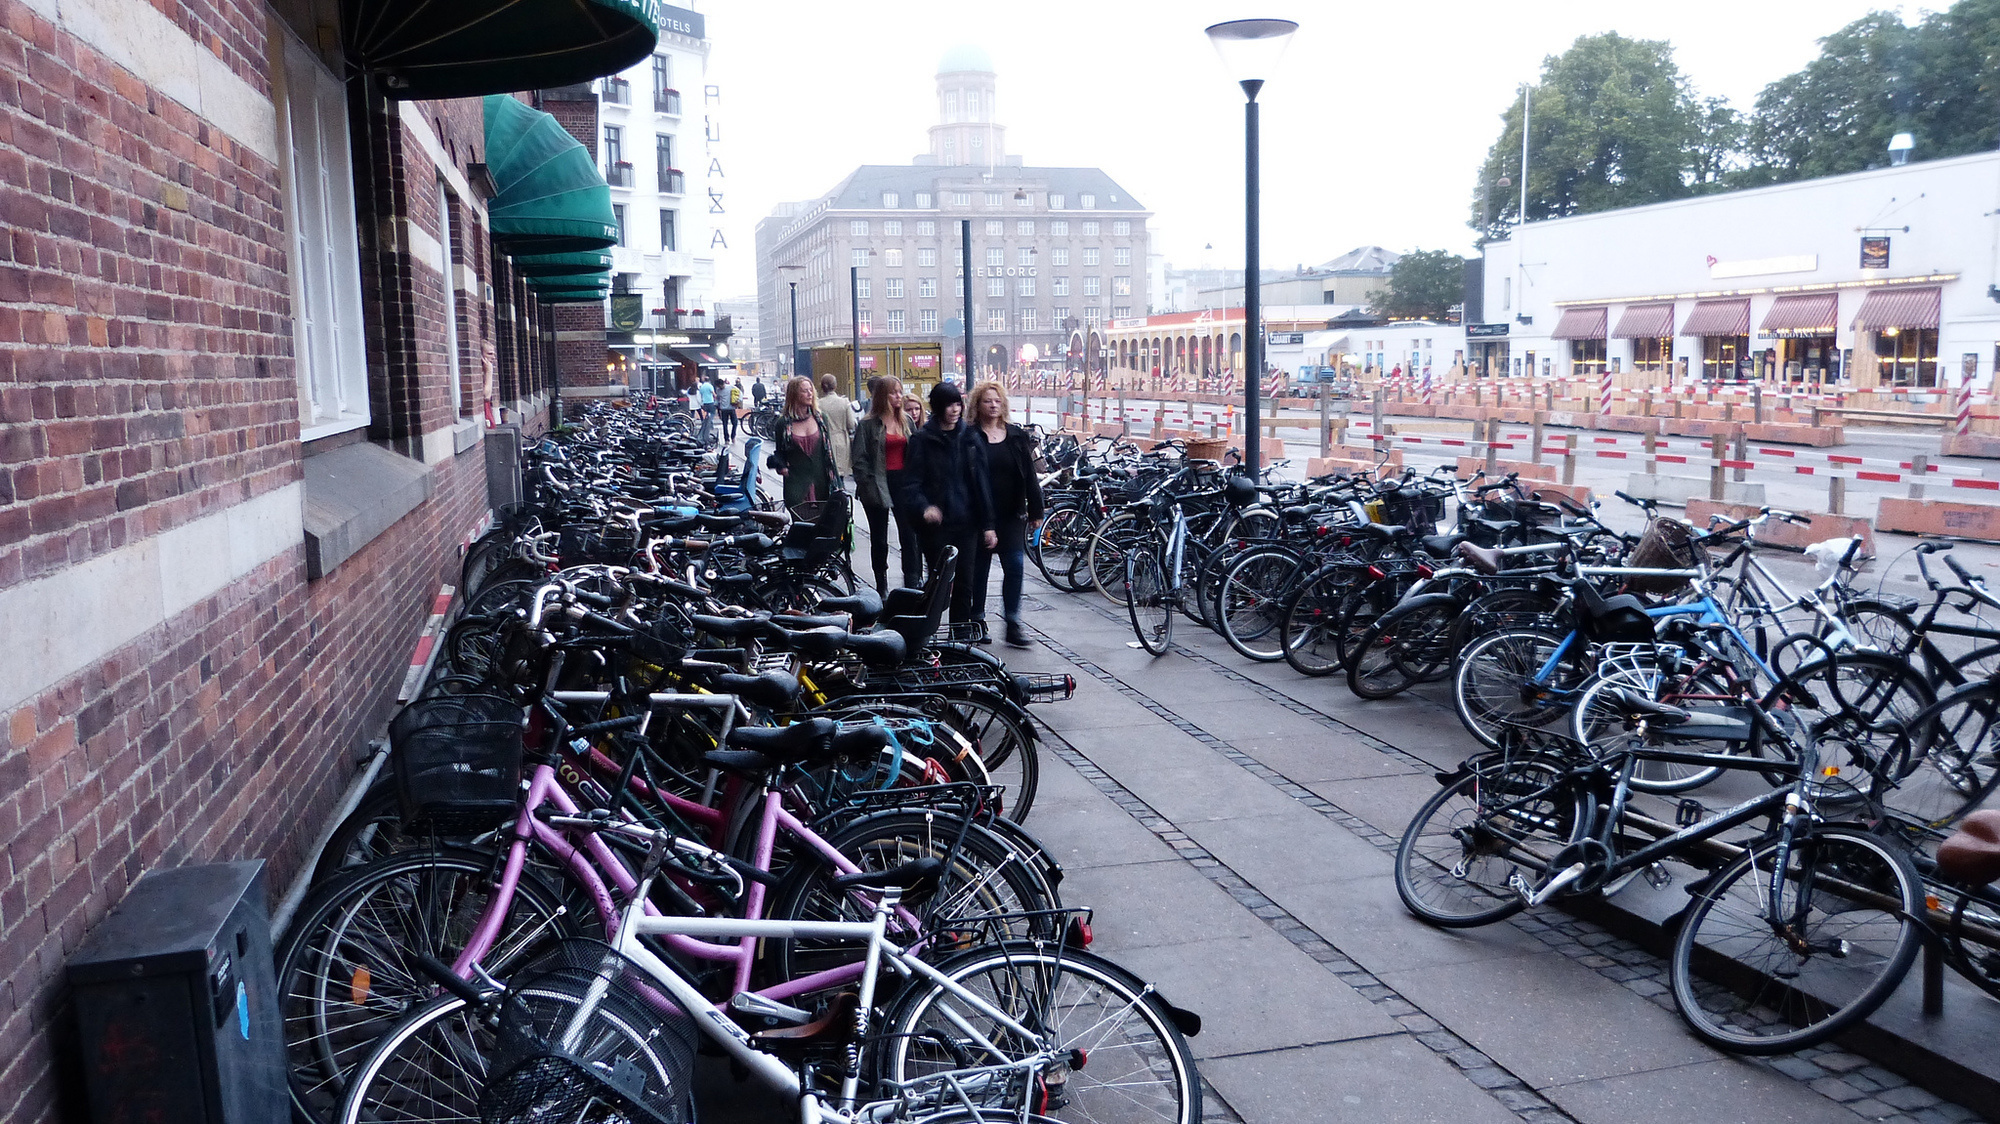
1643, 863, 1673, 891
1674, 799, 1707, 828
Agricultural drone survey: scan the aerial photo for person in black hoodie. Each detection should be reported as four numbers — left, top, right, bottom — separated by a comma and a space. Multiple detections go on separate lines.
901, 381, 994, 624
967, 380, 1044, 647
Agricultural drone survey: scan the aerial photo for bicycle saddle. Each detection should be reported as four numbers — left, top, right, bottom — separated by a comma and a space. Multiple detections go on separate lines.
1937, 810, 2000, 886
881, 587, 928, 617
1357, 523, 1410, 541
1421, 533, 1468, 558
691, 614, 771, 641
744, 509, 792, 529
843, 630, 907, 668
815, 589, 884, 627
696, 513, 744, 532
771, 613, 851, 632
1454, 542, 1505, 575
711, 668, 802, 709
772, 625, 848, 660
1609, 688, 1691, 726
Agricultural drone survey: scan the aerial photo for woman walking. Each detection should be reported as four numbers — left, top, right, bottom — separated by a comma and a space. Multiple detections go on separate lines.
851, 376, 924, 592
968, 381, 1043, 647
770, 375, 839, 518
902, 382, 993, 624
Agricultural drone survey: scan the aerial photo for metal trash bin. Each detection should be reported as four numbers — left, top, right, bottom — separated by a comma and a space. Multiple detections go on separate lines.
67, 860, 285, 1124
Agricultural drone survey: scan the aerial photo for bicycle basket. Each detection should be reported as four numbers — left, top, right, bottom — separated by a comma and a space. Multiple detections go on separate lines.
481, 939, 698, 1124
1625, 518, 1698, 595
388, 693, 526, 831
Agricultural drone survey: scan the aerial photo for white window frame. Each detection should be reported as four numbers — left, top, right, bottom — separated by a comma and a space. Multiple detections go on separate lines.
1020, 309, 1037, 331
884, 248, 904, 267
985, 219, 1004, 236
882, 191, 899, 209
1113, 220, 1131, 235
280, 32, 369, 441
917, 248, 937, 267
921, 308, 938, 333
885, 278, 904, 298
918, 278, 937, 298
915, 193, 933, 208
850, 219, 869, 236
438, 179, 463, 417
884, 220, 903, 236
987, 277, 1004, 297
1017, 220, 1034, 236
887, 310, 906, 334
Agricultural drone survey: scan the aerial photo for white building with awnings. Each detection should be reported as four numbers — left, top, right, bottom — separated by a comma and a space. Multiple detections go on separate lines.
1474, 149, 1999, 393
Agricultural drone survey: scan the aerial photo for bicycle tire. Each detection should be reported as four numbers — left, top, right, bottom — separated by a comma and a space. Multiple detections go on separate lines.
936, 688, 1042, 824
1395, 754, 1583, 928
312, 782, 416, 886
877, 942, 1201, 1124
1033, 505, 1094, 592
1216, 548, 1298, 661
1126, 548, 1172, 656
280, 847, 575, 1124
1569, 666, 1755, 794
1669, 824, 1921, 1054
1347, 594, 1461, 700
1866, 679, 2000, 831
761, 812, 1061, 986
1452, 628, 1584, 750
1085, 511, 1146, 607
1782, 651, 1934, 808
1278, 566, 1349, 677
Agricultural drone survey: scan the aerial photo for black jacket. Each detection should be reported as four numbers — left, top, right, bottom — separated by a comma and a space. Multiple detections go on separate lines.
901, 418, 993, 532
980, 424, 1045, 524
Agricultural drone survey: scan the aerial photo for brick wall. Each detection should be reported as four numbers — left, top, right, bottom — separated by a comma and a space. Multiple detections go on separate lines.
0, 4, 517, 1119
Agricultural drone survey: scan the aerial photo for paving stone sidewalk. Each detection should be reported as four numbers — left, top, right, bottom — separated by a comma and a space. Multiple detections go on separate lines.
995, 576, 1994, 1124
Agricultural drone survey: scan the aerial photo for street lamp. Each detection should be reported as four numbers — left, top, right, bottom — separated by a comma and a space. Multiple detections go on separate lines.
778, 263, 805, 383
850, 250, 873, 400
1206, 17, 1297, 476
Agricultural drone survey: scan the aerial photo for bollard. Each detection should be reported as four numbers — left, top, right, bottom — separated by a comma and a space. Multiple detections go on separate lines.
1732, 430, 1748, 484
1911, 454, 1929, 499
1709, 436, 1726, 501
1810, 403, 1822, 428
1484, 419, 1499, 475
1829, 475, 1846, 515
1562, 433, 1578, 485
1752, 383, 1764, 425
1372, 390, 1385, 439
1545, 383, 1555, 411
1319, 385, 1332, 456
1644, 431, 1657, 477
1531, 418, 1545, 466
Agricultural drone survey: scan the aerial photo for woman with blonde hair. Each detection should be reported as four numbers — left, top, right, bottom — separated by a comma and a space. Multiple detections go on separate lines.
850, 376, 923, 591
968, 380, 1043, 646
769, 375, 839, 517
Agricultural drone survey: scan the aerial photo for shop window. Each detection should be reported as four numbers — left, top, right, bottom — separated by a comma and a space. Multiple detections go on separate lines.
1569, 338, 1606, 376
1877, 328, 1939, 388
1632, 337, 1671, 377
1702, 336, 1750, 382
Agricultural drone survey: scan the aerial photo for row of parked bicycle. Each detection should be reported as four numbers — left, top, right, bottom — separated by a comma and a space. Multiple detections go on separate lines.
275, 400, 1201, 1124
1029, 431, 2000, 1056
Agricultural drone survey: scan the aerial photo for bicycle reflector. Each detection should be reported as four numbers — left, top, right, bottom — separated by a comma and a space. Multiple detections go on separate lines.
1366, 565, 1387, 580
1064, 916, 1093, 948
1417, 564, 1434, 578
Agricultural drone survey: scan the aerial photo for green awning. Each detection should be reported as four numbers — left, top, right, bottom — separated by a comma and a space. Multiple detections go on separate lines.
484, 96, 618, 253
528, 273, 609, 293
514, 251, 613, 278
346, 0, 661, 101
534, 289, 611, 304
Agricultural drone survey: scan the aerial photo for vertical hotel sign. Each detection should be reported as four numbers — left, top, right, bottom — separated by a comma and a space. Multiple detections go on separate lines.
1859, 236, 1890, 270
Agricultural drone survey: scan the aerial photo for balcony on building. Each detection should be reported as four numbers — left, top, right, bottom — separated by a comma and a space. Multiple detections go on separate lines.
603, 76, 630, 105
656, 87, 681, 115
659, 167, 685, 194
607, 160, 633, 187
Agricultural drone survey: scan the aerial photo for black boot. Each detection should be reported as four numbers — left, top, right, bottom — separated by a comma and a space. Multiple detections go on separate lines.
1005, 620, 1030, 648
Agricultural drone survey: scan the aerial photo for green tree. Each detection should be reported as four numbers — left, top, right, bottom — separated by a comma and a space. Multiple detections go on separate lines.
1368, 250, 1465, 322
1748, 4, 2000, 182
1469, 33, 1719, 240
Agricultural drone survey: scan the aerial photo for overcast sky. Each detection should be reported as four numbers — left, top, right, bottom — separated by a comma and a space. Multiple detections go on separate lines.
701, 0, 1902, 299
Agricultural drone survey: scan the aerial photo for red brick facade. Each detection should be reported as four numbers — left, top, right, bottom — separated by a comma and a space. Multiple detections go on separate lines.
0, 3, 564, 1119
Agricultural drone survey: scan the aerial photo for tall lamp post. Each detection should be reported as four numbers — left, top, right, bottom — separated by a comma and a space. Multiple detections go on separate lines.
849, 250, 873, 400
778, 263, 805, 386
1206, 17, 1297, 477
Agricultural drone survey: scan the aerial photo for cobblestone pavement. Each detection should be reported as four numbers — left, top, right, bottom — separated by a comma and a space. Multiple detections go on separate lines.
992, 573, 1996, 1124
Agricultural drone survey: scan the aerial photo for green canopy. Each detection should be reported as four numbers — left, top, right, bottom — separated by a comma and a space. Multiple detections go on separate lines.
346, 0, 660, 101
484, 96, 618, 253
534, 289, 611, 304
528, 273, 610, 293
514, 251, 614, 278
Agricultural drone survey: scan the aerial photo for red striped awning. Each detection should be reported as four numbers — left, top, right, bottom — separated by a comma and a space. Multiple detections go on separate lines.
1852, 286, 1941, 331
1611, 303, 1675, 339
1551, 305, 1607, 340
1682, 298, 1750, 337
1758, 293, 1838, 338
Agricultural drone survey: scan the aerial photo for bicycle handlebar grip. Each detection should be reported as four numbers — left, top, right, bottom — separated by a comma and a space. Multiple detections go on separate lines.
1614, 490, 1642, 506
1915, 541, 1948, 554
1946, 554, 1976, 581
413, 955, 489, 1006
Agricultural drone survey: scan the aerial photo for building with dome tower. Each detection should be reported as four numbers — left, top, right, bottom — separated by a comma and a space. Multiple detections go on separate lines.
755, 48, 1151, 390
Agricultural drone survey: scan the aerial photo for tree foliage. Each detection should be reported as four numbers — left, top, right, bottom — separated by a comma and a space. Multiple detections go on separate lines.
1469, 34, 1731, 241
1369, 250, 1465, 322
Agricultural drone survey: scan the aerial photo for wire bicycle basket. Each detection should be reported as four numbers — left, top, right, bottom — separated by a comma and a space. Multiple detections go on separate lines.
1626, 518, 1699, 595
389, 693, 527, 832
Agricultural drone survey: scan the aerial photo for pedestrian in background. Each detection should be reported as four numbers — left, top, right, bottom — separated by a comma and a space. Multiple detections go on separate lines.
902, 382, 993, 624
720, 376, 742, 442
817, 373, 856, 486
851, 375, 923, 593
771, 375, 838, 518
696, 375, 716, 442
968, 380, 1042, 647
751, 378, 768, 408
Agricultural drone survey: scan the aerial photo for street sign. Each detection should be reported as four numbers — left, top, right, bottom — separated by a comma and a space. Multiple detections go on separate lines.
944, 317, 963, 336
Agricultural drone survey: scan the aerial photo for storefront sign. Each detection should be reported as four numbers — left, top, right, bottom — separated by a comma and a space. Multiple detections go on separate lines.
911, 355, 937, 368
657, 4, 705, 39
1466, 323, 1510, 339
1860, 237, 1890, 270
1267, 332, 1304, 345
1710, 254, 1817, 280
610, 293, 644, 332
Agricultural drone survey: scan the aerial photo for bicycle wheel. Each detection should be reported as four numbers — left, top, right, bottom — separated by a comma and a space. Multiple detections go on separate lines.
1395, 754, 1583, 928
1453, 629, 1584, 750
937, 689, 1042, 823
762, 812, 1060, 985
311, 783, 415, 886
1034, 506, 1094, 591
1569, 666, 1754, 794
1085, 511, 1146, 607
1347, 595, 1461, 700
1787, 651, 1934, 807
1217, 549, 1298, 661
1279, 566, 1349, 677
280, 847, 575, 1124
1669, 824, 1921, 1054
1126, 548, 1172, 656
1867, 680, 2000, 830
877, 943, 1200, 1124
1175, 539, 1213, 628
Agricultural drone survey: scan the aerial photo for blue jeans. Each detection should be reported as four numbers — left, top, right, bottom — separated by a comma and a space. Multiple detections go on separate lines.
972, 518, 1028, 625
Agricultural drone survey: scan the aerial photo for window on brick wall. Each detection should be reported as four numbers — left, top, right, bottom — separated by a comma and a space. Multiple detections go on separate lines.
438, 179, 465, 416
280, 33, 369, 438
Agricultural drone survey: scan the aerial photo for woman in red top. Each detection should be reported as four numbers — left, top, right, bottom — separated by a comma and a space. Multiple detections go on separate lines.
850, 376, 923, 591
